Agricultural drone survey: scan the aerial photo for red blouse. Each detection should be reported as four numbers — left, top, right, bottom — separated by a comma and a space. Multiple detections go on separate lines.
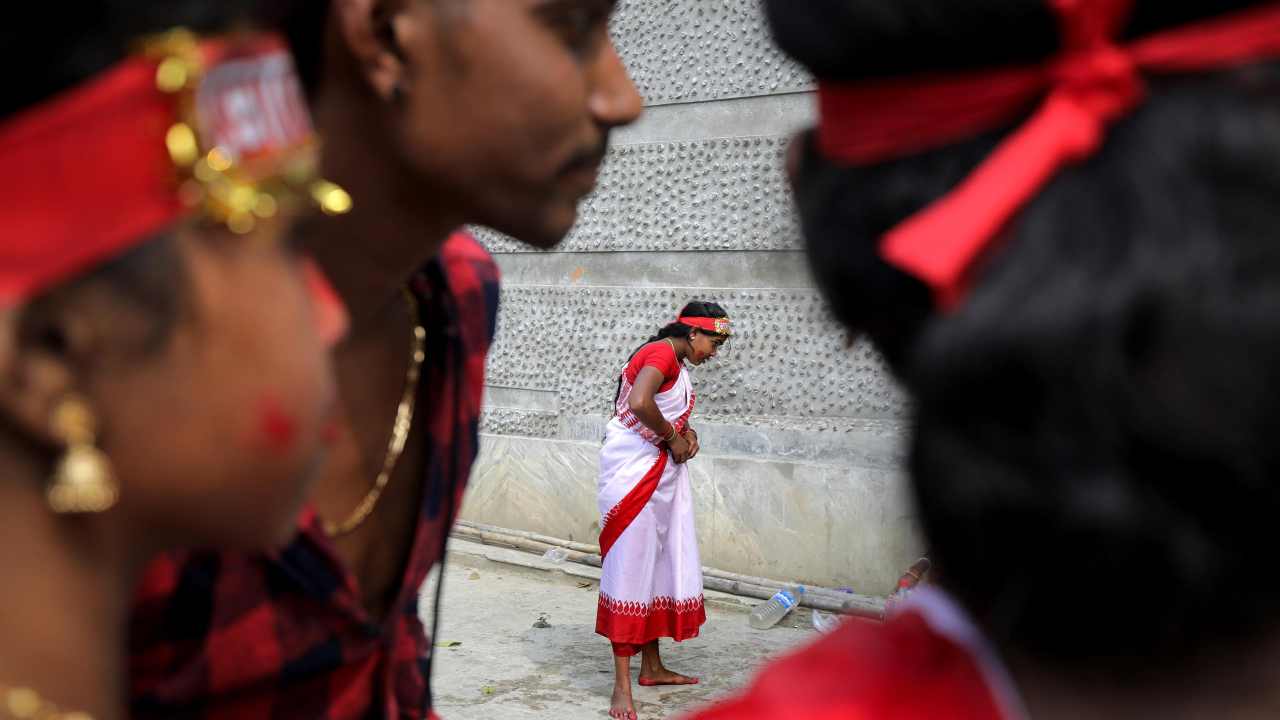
624, 341, 681, 393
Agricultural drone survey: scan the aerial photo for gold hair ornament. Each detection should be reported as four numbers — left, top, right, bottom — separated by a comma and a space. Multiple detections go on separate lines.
143, 29, 352, 236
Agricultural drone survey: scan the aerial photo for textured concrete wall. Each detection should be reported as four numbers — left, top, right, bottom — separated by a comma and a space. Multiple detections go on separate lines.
461, 0, 923, 595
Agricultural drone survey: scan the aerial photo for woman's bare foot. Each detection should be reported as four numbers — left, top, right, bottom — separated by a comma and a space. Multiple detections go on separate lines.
610, 653, 637, 719
610, 682, 637, 719
638, 640, 699, 686
637, 668, 700, 686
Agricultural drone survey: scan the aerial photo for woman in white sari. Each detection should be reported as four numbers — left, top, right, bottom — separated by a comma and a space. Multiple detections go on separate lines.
597, 301, 731, 720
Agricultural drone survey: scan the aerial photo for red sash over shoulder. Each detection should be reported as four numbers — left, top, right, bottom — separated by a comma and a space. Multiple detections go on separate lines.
599, 450, 667, 559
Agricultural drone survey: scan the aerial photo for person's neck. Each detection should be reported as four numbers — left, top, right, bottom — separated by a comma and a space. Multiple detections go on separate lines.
666, 337, 691, 363
0, 451, 137, 720
306, 89, 465, 327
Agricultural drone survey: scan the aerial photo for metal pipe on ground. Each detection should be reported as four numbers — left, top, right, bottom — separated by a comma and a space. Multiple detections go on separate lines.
455, 520, 872, 603
457, 520, 602, 556
452, 520, 885, 620
453, 524, 602, 567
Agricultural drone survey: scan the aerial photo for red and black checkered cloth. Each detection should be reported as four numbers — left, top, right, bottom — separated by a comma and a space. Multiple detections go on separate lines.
129, 231, 500, 719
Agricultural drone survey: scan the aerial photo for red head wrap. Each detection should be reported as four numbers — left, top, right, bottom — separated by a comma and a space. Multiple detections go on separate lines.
815, 1, 1280, 308
679, 316, 733, 336
0, 31, 323, 308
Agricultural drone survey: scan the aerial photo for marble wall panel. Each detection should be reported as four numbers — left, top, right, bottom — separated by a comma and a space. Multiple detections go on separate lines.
462, 436, 919, 593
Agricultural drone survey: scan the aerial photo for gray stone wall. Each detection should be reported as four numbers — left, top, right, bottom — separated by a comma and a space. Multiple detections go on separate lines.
461, 0, 923, 595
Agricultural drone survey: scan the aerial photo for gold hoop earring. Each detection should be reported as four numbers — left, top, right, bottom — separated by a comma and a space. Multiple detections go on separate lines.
46, 397, 118, 514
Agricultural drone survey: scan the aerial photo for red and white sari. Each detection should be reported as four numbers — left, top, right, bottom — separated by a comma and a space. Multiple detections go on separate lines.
596, 351, 706, 657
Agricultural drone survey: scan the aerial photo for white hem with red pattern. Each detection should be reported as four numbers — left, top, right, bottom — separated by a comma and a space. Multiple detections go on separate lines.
597, 592, 707, 645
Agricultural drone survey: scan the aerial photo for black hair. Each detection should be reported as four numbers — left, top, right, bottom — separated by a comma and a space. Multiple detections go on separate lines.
1, 2, 260, 345
768, 0, 1280, 677
2, 2, 260, 119
257, 0, 332, 99
611, 301, 729, 408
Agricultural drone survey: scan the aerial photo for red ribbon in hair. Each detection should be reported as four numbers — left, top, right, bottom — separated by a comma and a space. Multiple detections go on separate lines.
816, 1, 1280, 308
0, 34, 312, 308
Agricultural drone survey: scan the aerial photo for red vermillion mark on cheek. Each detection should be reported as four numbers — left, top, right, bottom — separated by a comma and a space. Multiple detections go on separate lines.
255, 396, 298, 455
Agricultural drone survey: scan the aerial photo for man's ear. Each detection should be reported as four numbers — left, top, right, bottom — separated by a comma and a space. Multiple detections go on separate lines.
0, 305, 92, 449
331, 0, 420, 102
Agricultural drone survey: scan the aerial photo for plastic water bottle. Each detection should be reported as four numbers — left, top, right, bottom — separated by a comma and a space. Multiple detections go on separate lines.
749, 585, 805, 629
542, 548, 569, 564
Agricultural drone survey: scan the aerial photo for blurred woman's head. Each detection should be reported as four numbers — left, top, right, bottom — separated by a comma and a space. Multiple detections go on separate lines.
767, 0, 1280, 677
0, 3, 346, 552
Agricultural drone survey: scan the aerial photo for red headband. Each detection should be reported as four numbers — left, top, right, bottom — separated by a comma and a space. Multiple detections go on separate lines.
679, 316, 732, 336
816, 1, 1280, 308
0, 32, 319, 308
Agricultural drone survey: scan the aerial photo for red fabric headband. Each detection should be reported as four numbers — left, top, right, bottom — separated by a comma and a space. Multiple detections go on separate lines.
0, 34, 313, 308
679, 316, 732, 336
816, 1, 1280, 308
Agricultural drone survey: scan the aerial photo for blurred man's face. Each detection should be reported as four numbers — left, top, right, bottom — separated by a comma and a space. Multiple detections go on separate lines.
390, 0, 642, 247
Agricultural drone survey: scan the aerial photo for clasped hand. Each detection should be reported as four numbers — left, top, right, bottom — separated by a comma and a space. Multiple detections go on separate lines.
668, 428, 699, 464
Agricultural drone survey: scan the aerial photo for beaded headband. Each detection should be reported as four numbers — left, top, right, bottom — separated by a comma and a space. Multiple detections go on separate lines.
679, 316, 732, 337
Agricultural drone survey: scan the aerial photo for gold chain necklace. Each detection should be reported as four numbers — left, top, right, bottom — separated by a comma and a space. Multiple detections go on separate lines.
324, 288, 426, 538
0, 685, 92, 720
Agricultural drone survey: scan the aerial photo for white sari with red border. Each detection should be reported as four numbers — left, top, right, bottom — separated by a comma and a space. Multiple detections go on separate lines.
596, 363, 706, 649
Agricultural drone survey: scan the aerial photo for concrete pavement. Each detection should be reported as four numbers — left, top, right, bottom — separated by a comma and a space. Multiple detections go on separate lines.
425, 539, 822, 719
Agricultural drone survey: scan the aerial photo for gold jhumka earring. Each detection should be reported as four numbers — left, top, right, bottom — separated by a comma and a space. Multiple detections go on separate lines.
46, 397, 118, 514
